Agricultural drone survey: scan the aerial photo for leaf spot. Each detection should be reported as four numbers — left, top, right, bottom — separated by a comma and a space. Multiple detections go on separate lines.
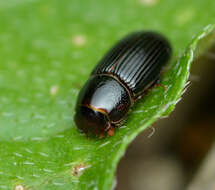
72, 163, 90, 177
72, 35, 86, 47
50, 85, 59, 96
139, 0, 159, 6
14, 185, 25, 190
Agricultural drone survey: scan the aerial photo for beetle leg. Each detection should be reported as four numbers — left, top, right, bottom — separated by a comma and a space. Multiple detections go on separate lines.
99, 131, 104, 139
107, 127, 114, 136
136, 77, 166, 101
152, 75, 167, 90
154, 83, 167, 91
152, 77, 167, 91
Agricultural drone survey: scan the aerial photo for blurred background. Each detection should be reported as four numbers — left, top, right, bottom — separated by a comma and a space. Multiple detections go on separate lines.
116, 45, 215, 190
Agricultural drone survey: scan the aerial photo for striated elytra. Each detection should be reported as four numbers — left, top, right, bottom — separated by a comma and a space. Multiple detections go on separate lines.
74, 31, 172, 136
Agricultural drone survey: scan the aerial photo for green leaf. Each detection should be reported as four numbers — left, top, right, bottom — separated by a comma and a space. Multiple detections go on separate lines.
0, 0, 215, 189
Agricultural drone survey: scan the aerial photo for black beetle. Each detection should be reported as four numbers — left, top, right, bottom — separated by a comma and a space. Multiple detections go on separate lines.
74, 31, 171, 136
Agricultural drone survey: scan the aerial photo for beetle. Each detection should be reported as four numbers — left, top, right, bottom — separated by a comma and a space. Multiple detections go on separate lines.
74, 31, 171, 136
